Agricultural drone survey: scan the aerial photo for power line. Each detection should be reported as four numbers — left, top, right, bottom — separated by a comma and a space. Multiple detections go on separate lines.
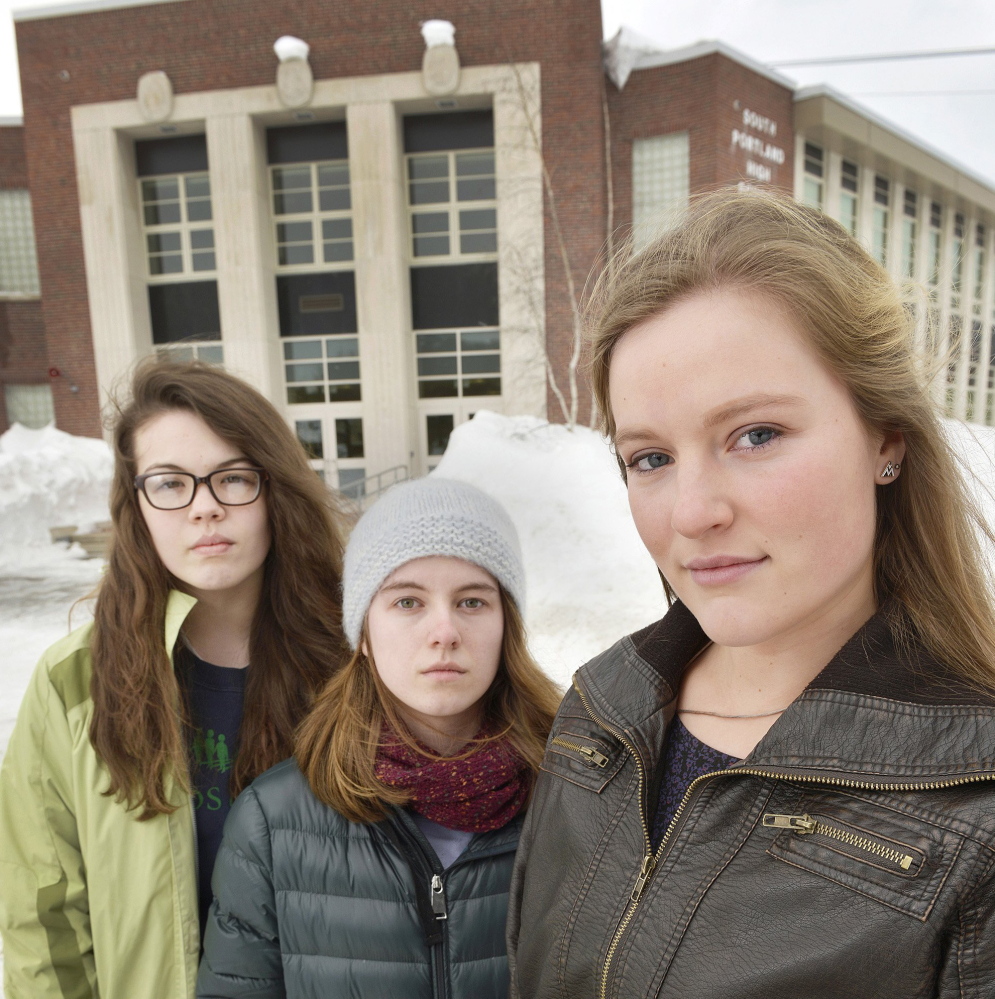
772, 45, 995, 67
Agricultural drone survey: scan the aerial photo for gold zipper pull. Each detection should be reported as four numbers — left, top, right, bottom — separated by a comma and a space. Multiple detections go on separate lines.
763, 813, 817, 833
579, 746, 609, 768
630, 853, 657, 902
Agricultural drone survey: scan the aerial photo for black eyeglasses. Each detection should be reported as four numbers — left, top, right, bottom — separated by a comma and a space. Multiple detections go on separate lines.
134, 467, 268, 511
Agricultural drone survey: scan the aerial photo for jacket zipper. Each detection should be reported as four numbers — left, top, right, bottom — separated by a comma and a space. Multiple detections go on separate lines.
572, 678, 995, 999
763, 813, 915, 870
431, 873, 449, 918
551, 735, 610, 768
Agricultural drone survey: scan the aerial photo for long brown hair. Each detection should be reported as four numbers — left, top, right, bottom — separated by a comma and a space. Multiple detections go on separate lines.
296, 588, 562, 824
588, 187, 995, 692
90, 359, 348, 819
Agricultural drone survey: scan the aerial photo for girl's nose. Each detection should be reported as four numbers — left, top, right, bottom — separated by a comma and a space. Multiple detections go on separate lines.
669, 463, 733, 540
427, 608, 461, 649
187, 480, 225, 521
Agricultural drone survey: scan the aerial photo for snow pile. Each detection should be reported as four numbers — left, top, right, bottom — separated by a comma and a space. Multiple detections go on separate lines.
433, 412, 664, 685
0, 423, 112, 564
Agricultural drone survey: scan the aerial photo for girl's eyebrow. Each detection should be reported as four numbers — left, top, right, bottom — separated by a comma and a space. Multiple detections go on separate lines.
140, 457, 250, 474
379, 581, 427, 592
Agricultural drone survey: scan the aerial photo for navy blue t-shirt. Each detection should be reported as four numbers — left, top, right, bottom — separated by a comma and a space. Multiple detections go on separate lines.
184, 650, 247, 935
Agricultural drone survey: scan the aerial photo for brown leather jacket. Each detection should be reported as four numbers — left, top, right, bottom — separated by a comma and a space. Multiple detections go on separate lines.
508, 604, 995, 999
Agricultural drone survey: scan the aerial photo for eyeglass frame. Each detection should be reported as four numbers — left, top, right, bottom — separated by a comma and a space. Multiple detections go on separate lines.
133, 467, 270, 511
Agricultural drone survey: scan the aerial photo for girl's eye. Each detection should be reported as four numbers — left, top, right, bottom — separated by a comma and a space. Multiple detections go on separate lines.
461, 597, 484, 609
396, 598, 417, 610
628, 452, 672, 473
737, 427, 779, 450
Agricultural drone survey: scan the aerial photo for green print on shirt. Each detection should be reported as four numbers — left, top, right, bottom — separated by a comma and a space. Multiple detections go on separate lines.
192, 727, 232, 773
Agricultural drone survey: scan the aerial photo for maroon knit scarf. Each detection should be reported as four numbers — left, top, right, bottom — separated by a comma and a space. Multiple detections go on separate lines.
374, 723, 530, 832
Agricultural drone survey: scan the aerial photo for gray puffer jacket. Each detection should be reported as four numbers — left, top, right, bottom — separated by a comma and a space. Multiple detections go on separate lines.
197, 757, 521, 999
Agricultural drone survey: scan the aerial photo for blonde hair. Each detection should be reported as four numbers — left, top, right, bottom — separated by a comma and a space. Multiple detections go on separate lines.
588, 187, 995, 691
295, 588, 562, 824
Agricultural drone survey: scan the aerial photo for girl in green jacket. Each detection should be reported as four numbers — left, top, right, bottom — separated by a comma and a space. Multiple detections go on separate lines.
0, 360, 349, 999
198, 476, 562, 999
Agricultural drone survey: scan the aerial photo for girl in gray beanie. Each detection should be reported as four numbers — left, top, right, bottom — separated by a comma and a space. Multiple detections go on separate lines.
199, 477, 561, 999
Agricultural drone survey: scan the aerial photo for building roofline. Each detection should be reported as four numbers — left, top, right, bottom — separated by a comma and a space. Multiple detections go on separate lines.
0, 116, 25, 126
14, 0, 190, 21
623, 35, 796, 90
795, 83, 995, 196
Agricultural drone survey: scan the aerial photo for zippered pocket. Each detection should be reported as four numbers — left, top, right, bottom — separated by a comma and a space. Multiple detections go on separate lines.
763, 791, 965, 921
763, 813, 919, 874
542, 724, 625, 792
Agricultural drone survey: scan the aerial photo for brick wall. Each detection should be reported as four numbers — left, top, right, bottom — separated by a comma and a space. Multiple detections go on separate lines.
607, 51, 795, 241
15, 0, 608, 432
0, 123, 49, 434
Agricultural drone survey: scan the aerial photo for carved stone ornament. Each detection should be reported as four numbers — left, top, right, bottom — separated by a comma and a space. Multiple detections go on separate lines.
422, 44, 460, 96
136, 71, 173, 123
277, 59, 314, 108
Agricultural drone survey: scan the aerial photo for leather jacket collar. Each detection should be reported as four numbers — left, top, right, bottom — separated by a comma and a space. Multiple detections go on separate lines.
575, 601, 995, 790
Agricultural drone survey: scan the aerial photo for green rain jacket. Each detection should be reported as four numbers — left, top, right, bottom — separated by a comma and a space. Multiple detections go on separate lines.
0, 590, 200, 999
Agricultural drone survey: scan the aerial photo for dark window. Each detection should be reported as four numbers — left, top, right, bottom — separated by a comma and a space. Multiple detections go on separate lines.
403, 110, 494, 153
955, 213, 965, 239
148, 281, 220, 343
136, 135, 208, 177
336, 418, 364, 458
427, 414, 454, 455
267, 122, 348, 164
931, 202, 942, 228
411, 263, 498, 329
978, 224, 987, 247
874, 176, 889, 206
904, 189, 917, 218
841, 160, 858, 193
803, 143, 823, 178
295, 420, 323, 459
277, 272, 357, 336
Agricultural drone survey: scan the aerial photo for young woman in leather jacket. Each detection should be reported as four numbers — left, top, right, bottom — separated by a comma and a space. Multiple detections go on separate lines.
198, 477, 561, 999
508, 189, 995, 999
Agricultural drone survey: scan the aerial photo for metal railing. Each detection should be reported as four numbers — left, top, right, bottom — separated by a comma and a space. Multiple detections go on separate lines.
337, 464, 410, 509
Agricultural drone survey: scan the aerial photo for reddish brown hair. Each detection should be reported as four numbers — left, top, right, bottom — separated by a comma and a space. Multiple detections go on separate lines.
90, 359, 348, 819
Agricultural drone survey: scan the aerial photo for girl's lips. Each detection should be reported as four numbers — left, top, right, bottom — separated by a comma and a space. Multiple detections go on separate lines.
687, 556, 768, 586
191, 537, 234, 555
422, 666, 467, 680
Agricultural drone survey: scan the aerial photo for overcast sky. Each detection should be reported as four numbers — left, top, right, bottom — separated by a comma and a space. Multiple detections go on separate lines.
2, 0, 994, 184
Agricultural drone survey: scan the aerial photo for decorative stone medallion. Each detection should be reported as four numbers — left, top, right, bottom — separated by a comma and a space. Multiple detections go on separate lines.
277, 59, 314, 108
422, 44, 460, 96
137, 71, 173, 123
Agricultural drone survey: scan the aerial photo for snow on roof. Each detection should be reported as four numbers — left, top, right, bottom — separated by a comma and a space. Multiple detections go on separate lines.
13, 0, 190, 21
604, 27, 795, 92
795, 83, 995, 197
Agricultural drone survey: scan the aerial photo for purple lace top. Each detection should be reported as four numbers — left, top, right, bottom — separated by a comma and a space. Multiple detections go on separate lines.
651, 715, 740, 849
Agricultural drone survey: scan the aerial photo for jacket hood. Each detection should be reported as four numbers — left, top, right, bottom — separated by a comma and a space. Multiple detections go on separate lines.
575, 602, 995, 786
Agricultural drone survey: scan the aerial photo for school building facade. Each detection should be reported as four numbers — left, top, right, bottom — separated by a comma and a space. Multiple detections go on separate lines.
1, 2, 992, 491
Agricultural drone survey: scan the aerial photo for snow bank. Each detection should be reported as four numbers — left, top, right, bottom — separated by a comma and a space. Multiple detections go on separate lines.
0, 423, 112, 564
432, 412, 664, 686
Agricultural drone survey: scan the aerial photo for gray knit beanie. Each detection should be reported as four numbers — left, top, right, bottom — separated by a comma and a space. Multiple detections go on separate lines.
342, 476, 525, 649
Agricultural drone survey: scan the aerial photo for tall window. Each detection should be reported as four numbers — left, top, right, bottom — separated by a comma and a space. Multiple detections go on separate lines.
872, 176, 889, 266
268, 123, 362, 413
974, 223, 986, 308
952, 212, 965, 301
901, 189, 917, 279
802, 144, 824, 209
0, 189, 40, 295
839, 161, 859, 236
928, 202, 943, 288
405, 111, 500, 465
632, 132, 689, 251
136, 135, 221, 362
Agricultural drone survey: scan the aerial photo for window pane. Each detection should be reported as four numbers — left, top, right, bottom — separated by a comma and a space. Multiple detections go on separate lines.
273, 166, 311, 191
461, 330, 499, 351
296, 419, 323, 459
456, 178, 496, 201
318, 188, 351, 211
413, 212, 450, 234
323, 242, 354, 262
463, 376, 501, 396
459, 208, 496, 230
147, 232, 182, 252
325, 337, 359, 357
417, 333, 457, 352
328, 361, 360, 380
287, 385, 326, 404
184, 175, 210, 198
418, 356, 458, 376
409, 156, 450, 180
4, 383, 54, 429
196, 344, 224, 365
186, 199, 212, 222
328, 383, 362, 401
418, 379, 459, 398
322, 218, 352, 239
278, 245, 315, 266
460, 233, 497, 254
149, 255, 184, 275
148, 280, 221, 343
414, 235, 450, 256
190, 229, 214, 249
338, 467, 366, 498
410, 181, 450, 205
274, 192, 313, 215
318, 163, 350, 186
278, 221, 313, 242
461, 353, 500, 374
456, 152, 495, 176
411, 263, 498, 329
143, 178, 180, 201
284, 339, 322, 359
0, 190, 40, 294
427, 414, 454, 455
144, 203, 182, 226
286, 362, 324, 382
335, 417, 364, 458
192, 251, 216, 272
